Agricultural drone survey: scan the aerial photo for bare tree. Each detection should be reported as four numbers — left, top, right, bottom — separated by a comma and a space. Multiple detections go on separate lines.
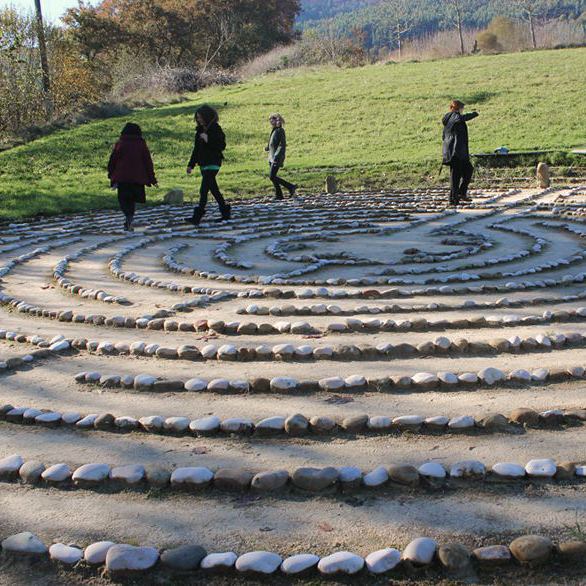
512, 0, 546, 49
438, 0, 468, 55
33, 0, 51, 118
383, 0, 414, 58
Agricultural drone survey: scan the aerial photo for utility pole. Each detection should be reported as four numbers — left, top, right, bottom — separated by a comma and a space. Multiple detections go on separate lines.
34, 0, 52, 118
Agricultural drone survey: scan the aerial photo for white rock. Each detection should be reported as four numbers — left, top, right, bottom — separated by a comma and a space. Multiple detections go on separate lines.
270, 377, 298, 391
393, 415, 423, 427
0, 454, 24, 476
49, 543, 83, 564
363, 466, 389, 487
402, 537, 436, 565
139, 415, 164, 431
318, 551, 364, 575
508, 369, 531, 382
170, 467, 213, 486
365, 548, 401, 574
221, 418, 253, 433
201, 552, 238, 570
76, 414, 98, 428
49, 340, 70, 352
424, 416, 449, 427
106, 544, 159, 572
318, 377, 345, 391
1, 532, 47, 554
207, 379, 229, 391
418, 461, 446, 479
84, 541, 116, 564
62, 412, 81, 424
345, 374, 366, 388
281, 553, 320, 575
190, 416, 221, 433
477, 367, 504, 385
72, 463, 110, 483
525, 459, 556, 477
532, 368, 549, 381
367, 416, 392, 430
458, 372, 478, 384
492, 463, 525, 478
411, 372, 438, 386
434, 337, 451, 350
338, 466, 362, 483
256, 416, 286, 431
184, 378, 207, 392
448, 415, 475, 429
438, 371, 458, 385
164, 416, 191, 432
41, 463, 71, 482
110, 464, 145, 484
235, 551, 282, 574
450, 460, 485, 478
201, 345, 217, 359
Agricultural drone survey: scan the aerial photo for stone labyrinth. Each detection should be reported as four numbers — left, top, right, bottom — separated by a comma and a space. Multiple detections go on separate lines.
4, 186, 586, 579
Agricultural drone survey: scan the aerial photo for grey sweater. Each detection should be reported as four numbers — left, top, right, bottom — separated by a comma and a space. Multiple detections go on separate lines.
268, 126, 286, 166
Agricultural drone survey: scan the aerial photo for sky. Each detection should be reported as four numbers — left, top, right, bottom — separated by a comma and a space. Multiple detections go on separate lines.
0, 0, 96, 22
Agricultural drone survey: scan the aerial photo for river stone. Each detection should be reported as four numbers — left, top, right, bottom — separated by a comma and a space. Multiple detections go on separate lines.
341, 415, 369, 433
478, 367, 504, 385
207, 378, 230, 392
93, 413, 115, 430
448, 415, 475, 430
270, 377, 298, 392
365, 548, 401, 574
363, 466, 389, 487
256, 416, 286, 435
161, 545, 207, 570
388, 464, 419, 486
510, 407, 540, 427
491, 462, 526, 479
339, 466, 363, 489
393, 415, 423, 429
19, 460, 45, 484
525, 459, 556, 477
220, 418, 253, 433
42, 463, 71, 483
317, 551, 364, 576
411, 372, 438, 388
555, 461, 576, 480
171, 467, 213, 487
479, 413, 510, 430
1, 532, 47, 555
402, 537, 436, 565
184, 378, 207, 392
110, 464, 145, 485
558, 541, 586, 559
458, 372, 478, 384
36, 412, 62, 426
424, 416, 449, 430
310, 416, 336, 433
85, 541, 116, 564
134, 374, 156, 390
292, 467, 338, 491
145, 466, 171, 487
251, 469, 289, 492
0, 454, 24, 478
190, 416, 221, 435
201, 552, 238, 571
367, 416, 392, 430
281, 553, 320, 575
106, 544, 159, 572
214, 468, 254, 491
450, 460, 485, 479
49, 543, 83, 564
164, 416, 191, 433
472, 545, 511, 565
72, 463, 110, 485
438, 371, 458, 385
236, 551, 282, 575
319, 377, 345, 391
418, 461, 446, 479
509, 535, 553, 564
438, 543, 471, 573
285, 413, 309, 435
139, 415, 164, 432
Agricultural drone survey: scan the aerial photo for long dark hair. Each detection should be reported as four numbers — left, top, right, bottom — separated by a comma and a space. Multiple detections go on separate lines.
195, 104, 219, 128
121, 122, 142, 136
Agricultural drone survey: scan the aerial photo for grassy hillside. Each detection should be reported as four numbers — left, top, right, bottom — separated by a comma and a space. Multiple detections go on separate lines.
1, 47, 586, 220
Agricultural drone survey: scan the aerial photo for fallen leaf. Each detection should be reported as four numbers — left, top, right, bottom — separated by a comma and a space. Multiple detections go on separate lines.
259, 527, 274, 532
317, 521, 333, 532
192, 446, 208, 454
325, 395, 354, 405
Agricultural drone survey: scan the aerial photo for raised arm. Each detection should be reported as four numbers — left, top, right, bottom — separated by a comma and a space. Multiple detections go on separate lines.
463, 111, 479, 122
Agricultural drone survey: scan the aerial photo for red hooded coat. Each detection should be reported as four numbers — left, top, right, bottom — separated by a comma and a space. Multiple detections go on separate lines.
107, 135, 157, 187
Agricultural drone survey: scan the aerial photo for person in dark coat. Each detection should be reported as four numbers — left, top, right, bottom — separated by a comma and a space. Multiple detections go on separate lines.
442, 100, 479, 206
186, 104, 230, 225
265, 113, 296, 201
108, 122, 157, 230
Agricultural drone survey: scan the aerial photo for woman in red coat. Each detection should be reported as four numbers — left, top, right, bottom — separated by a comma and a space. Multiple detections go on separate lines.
107, 122, 157, 231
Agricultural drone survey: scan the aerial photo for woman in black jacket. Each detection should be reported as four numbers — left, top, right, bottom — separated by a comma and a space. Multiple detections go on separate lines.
186, 104, 230, 225
266, 113, 296, 201
442, 100, 479, 206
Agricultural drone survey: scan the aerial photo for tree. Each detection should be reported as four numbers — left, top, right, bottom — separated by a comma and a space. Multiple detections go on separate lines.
382, 0, 413, 57
439, 0, 470, 55
512, 0, 546, 49
33, 0, 51, 117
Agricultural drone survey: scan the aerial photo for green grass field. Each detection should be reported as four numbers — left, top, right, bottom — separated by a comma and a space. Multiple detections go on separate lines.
1, 47, 586, 220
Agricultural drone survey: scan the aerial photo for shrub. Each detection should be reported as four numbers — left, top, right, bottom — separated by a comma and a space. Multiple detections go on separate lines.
476, 31, 503, 53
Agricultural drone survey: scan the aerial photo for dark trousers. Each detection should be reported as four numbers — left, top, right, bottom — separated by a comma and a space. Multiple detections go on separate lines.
449, 158, 474, 204
194, 169, 227, 217
269, 163, 295, 198
117, 183, 145, 226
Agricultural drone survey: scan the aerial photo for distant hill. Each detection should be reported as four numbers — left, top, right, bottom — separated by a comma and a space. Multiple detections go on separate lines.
298, 0, 586, 51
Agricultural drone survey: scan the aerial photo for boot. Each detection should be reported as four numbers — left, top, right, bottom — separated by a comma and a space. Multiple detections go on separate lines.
215, 204, 231, 223
186, 206, 205, 226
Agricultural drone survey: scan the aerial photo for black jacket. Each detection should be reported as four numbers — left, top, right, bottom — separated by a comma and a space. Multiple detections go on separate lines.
442, 111, 478, 164
188, 121, 226, 168
267, 126, 286, 167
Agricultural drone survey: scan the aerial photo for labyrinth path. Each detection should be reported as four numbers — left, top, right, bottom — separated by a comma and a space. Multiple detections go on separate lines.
3, 186, 586, 580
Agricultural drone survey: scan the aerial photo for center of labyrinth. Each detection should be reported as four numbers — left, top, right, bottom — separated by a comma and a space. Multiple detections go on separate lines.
3, 186, 586, 581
